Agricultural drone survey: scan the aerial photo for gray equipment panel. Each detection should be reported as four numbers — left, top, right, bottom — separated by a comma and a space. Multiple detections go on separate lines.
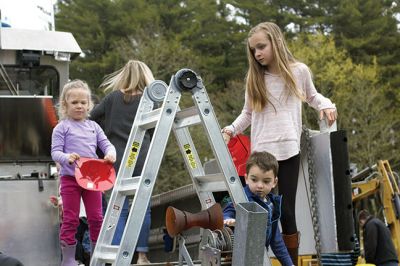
0, 179, 60, 266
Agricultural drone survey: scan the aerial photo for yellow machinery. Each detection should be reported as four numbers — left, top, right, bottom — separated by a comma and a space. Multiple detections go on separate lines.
352, 160, 400, 261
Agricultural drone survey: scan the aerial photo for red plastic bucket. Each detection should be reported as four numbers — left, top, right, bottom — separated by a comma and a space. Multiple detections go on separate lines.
75, 157, 116, 192
227, 134, 250, 177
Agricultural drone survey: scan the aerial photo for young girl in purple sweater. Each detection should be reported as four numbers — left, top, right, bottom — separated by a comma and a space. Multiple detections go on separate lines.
51, 79, 116, 266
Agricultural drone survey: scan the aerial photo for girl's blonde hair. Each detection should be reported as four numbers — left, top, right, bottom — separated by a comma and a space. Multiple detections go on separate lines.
58, 79, 93, 119
246, 22, 304, 112
99, 60, 155, 102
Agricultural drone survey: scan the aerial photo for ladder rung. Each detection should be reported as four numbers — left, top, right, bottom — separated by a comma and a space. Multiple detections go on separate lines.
195, 173, 227, 192
95, 244, 118, 262
138, 109, 162, 129
118, 177, 141, 196
174, 106, 201, 129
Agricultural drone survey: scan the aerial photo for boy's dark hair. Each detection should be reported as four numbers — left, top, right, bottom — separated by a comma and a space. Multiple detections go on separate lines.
246, 151, 279, 177
358, 209, 370, 222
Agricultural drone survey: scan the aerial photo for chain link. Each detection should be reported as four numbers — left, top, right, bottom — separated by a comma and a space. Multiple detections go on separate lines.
303, 126, 322, 263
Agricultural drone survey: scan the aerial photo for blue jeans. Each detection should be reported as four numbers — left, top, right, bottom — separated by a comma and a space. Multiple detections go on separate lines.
111, 197, 151, 252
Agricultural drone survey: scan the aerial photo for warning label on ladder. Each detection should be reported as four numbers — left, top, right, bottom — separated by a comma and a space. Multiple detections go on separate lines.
126, 141, 140, 168
183, 143, 197, 169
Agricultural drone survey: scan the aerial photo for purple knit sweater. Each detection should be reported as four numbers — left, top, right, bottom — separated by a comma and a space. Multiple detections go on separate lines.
51, 118, 116, 177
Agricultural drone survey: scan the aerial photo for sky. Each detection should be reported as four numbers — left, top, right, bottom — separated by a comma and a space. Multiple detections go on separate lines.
0, 0, 55, 30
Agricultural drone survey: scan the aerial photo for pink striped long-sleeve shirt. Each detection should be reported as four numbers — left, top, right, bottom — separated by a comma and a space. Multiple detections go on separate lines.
231, 62, 335, 161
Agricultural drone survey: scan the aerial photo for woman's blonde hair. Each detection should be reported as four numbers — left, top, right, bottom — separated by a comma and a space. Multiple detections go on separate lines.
246, 22, 304, 112
99, 60, 155, 102
58, 79, 93, 119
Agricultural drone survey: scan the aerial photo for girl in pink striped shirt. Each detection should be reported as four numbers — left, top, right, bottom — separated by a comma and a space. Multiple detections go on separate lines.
223, 22, 337, 265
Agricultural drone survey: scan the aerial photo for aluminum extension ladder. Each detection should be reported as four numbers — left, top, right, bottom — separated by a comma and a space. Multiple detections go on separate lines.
90, 69, 247, 266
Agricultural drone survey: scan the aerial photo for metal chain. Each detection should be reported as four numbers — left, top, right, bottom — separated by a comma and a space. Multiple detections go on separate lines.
303, 126, 322, 263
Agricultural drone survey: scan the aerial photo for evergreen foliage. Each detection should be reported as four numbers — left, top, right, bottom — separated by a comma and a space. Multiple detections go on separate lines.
331, 0, 400, 87
290, 34, 399, 168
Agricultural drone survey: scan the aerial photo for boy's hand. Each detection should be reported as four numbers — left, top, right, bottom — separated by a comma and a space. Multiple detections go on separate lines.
68, 152, 80, 164
224, 218, 236, 227
104, 154, 116, 164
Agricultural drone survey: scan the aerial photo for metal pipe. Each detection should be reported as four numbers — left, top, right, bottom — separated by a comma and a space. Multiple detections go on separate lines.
232, 202, 268, 266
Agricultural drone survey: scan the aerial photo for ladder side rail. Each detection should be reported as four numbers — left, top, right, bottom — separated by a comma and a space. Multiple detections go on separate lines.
173, 113, 216, 209
191, 81, 247, 204
91, 87, 157, 265
113, 77, 183, 265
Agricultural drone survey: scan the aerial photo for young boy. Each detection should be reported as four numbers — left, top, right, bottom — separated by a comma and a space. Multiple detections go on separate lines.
223, 151, 293, 266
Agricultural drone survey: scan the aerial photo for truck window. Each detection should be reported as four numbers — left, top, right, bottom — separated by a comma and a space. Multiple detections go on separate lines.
0, 65, 59, 97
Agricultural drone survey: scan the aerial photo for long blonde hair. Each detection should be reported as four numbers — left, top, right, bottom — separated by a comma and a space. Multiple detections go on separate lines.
99, 60, 155, 102
58, 79, 93, 119
246, 22, 304, 112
